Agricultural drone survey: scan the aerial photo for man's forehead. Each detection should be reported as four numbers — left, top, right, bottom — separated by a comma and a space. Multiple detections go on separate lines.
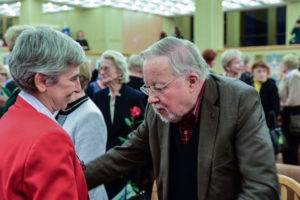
143, 58, 171, 76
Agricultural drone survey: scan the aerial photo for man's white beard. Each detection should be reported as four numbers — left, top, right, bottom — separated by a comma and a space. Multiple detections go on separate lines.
152, 104, 179, 123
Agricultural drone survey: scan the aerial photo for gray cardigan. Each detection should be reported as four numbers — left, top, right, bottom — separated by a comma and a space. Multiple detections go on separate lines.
58, 98, 108, 200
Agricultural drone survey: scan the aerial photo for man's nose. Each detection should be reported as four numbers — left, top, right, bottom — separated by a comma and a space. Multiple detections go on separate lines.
147, 92, 159, 104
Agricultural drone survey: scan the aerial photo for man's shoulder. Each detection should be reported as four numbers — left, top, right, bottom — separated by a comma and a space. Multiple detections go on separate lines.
208, 73, 255, 92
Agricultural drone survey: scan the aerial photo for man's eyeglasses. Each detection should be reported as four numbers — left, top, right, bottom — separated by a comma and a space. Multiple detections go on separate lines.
140, 77, 178, 96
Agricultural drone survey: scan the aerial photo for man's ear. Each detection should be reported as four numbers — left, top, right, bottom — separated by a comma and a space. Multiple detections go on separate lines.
187, 72, 199, 91
34, 73, 49, 93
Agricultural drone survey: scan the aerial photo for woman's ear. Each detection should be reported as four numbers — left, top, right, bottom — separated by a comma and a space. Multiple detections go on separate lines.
34, 73, 49, 92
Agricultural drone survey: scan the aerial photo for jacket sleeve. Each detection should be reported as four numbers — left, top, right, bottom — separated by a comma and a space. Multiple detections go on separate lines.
269, 82, 281, 116
236, 88, 279, 200
278, 80, 288, 105
84, 104, 152, 190
23, 130, 88, 200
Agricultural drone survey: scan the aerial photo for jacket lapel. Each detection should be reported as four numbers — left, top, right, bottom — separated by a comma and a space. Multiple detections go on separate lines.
197, 75, 219, 200
157, 119, 171, 200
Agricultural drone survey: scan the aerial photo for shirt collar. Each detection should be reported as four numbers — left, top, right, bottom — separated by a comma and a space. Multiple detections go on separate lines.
285, 69, 298, 80
181, 81, 206, 123
19, 90, 57, 122
108, 87, 121, 97
192, 81, 205, 122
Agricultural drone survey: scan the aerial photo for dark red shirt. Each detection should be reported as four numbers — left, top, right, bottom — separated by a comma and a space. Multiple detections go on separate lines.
178, 81, 205, 144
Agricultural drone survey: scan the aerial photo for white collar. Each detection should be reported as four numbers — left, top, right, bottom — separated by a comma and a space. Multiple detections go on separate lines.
19, 91, 57, 122
285, 69, 298, 80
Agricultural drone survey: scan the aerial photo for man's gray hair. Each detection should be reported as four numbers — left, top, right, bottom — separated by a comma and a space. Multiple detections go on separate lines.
9, 26, 85, 93
221, 49, 242, 69
141, 37, 209, 80
283, 54, 299, 70
100, 50, 129, 83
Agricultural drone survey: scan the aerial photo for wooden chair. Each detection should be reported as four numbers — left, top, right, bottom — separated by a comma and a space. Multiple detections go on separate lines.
278, 174, 300, 200
151, 180, 158, 200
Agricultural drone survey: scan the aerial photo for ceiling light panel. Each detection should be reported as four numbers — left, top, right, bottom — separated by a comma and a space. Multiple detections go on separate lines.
0, 0, 288, 17
222, 0, 285, 11
47, 0, 194, 16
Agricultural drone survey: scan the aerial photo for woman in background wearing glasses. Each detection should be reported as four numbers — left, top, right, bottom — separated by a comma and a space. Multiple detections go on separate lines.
0, 65, 11, 114
92, 50, 145, 199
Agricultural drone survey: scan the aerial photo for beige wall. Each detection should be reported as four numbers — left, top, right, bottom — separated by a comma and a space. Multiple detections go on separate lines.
41, 7, 189, 54
123, 10, 163, 54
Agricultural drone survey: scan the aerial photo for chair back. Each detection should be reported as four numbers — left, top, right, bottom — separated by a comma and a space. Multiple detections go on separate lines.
278, 174, 300, 200
151, 180, 158, 200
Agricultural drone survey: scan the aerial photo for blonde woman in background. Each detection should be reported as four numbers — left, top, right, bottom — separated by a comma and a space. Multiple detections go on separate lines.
93, 50, 145, 199
56, 61, 108, 200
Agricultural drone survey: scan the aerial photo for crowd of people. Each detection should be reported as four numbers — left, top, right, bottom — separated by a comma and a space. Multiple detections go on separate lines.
0, 24, 299, 200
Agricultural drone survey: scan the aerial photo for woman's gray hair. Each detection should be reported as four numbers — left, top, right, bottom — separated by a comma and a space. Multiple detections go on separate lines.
221, 49, 242, 69
141, 37, 209, 80
128, 54, 144, 72
9, 26, 85, 93
283, 54, 299, 70
100, 50, 129, 83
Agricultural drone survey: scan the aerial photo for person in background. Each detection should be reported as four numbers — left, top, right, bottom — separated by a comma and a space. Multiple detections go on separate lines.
89, 61, 101, 85
127, 54, 144, 91
4, 25, 32, 93
93, 50, 145, 199
221, 49, 254, 86
85, 69, 107, 100
56, 61, 108, 200
251, 61, 280, 129
0, 26, 89, 199
0, 65, 11, 111
76, 30, 90, 51
159, 31, 167, 40
243, 55, 252, 74
84, 37, 279, 200
278, 54, 300, 165
0, 25, 32, 118
202, 49, 217, 70
290, 17, 300, 44
172, 26, 183, 39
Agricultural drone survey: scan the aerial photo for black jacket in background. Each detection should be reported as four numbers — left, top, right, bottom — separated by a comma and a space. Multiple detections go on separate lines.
259, 78, 280, 128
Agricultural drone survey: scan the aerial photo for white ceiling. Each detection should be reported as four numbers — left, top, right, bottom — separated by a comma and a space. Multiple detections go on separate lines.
0, 0, 289, 17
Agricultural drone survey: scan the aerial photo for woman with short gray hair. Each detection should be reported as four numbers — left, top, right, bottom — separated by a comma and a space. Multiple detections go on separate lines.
0, 26, 89, 199
221, 49, 253, 86
93, 50, 145, 199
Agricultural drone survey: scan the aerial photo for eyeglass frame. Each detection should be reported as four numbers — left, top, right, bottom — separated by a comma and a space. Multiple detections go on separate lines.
140, 76, 180, 96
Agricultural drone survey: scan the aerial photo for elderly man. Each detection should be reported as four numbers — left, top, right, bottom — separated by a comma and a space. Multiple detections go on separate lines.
84, 37, 279, 200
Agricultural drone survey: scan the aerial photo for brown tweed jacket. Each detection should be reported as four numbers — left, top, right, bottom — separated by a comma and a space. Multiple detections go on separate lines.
84, 74, 279, 200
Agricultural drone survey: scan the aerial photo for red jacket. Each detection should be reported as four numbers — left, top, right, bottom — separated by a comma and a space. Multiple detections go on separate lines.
0, 97, 89, 200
